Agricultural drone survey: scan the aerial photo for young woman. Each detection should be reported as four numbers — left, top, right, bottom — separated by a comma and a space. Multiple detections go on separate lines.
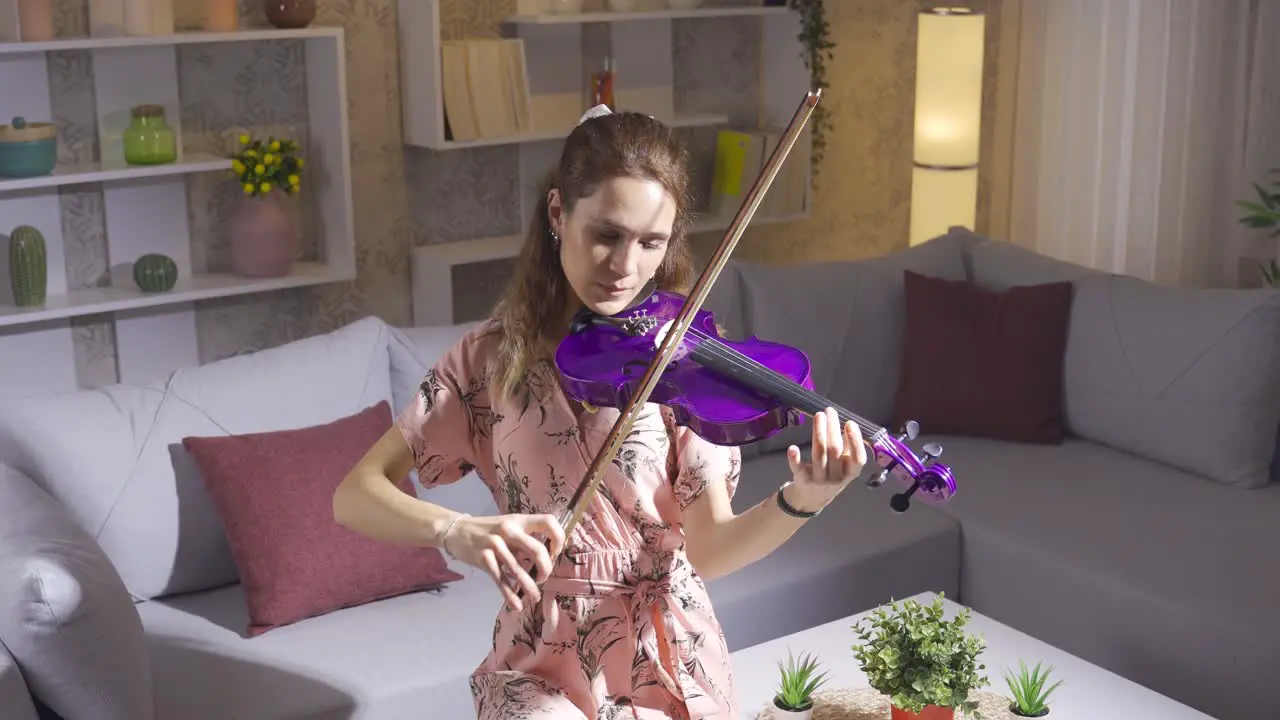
334, 106, 868, 720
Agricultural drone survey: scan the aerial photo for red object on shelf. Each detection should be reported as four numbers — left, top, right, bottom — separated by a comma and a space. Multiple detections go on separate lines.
590, 57, 615, 109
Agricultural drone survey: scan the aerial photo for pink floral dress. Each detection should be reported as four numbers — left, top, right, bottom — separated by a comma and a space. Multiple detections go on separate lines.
395, 321, 743, 720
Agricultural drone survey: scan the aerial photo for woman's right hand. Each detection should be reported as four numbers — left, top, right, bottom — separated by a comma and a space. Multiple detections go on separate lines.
442, 513, 566, 612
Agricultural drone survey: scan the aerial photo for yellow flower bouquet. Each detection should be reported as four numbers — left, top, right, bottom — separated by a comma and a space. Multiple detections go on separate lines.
230, 133, 304, 197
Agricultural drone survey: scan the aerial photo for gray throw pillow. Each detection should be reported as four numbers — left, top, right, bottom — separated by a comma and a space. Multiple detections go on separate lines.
0, 464, 154, 720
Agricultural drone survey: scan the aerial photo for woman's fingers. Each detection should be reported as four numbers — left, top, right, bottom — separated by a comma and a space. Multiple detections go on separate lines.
503, 521, 556, 583
481, 548, 520, 611
786, 445, 804, 477
825, 408, 842, 471
849, 421, 868, 466
811, 409, 829, 475
525, 513, 567, 562
488, 534, 540, 605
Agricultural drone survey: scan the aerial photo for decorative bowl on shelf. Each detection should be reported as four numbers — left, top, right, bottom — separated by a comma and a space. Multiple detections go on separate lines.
0, 117, 56, 178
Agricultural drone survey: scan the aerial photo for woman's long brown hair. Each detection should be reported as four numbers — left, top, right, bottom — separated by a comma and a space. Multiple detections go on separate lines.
487, 111, 697, 401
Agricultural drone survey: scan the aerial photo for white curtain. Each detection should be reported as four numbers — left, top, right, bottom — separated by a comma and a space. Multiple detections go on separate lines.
1007, 0, 1280, 288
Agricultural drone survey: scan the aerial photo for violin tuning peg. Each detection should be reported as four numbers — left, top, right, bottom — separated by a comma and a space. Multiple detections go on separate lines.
922, 442, 943, 460
898, 420, 919, 441
865, 468, 889, 488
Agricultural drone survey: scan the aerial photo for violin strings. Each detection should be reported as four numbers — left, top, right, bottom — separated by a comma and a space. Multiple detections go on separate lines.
648, 322, 884, 438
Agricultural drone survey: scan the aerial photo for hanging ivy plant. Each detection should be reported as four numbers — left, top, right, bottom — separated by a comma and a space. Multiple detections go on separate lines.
786, 0, 835, 176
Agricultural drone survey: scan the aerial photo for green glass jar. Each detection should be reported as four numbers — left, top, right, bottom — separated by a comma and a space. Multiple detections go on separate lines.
123, 105, 176, 165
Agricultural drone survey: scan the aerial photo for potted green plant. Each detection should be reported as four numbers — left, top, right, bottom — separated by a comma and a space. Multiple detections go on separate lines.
850, 594, 989, 720
1236, 168, 1280, 287
765, 0, 835, 175
772, 649, 829, 719
1003, 659, 1063, 718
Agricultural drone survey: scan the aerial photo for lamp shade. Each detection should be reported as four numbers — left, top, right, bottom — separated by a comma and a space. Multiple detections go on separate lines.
910, 166, 979, 246
914, 8, 986, 168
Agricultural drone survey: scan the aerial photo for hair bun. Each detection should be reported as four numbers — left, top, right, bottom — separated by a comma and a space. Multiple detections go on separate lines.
577, 104, 613, 125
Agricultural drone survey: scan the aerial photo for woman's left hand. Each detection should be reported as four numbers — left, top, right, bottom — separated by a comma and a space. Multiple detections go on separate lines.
783, 407, 868, 514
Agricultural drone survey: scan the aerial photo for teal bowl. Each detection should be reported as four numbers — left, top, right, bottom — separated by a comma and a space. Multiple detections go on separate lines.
0, 138, 56, 178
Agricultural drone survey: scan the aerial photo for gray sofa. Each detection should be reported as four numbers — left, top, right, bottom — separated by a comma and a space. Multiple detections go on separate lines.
0, 229, 1276, 719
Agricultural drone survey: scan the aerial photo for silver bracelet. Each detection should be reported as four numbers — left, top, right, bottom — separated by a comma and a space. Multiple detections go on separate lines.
441, 513, 470, 559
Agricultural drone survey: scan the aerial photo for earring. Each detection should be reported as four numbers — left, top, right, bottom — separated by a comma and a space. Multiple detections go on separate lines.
550, 228, 560, 251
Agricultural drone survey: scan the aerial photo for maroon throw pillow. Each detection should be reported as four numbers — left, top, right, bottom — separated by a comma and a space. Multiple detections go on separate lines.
182, 401, 463, 636
891, 270, 1074, 444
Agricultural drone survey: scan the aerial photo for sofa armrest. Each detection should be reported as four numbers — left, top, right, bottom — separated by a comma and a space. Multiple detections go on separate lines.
0, 463, 153, 720
0, 639, 37, 720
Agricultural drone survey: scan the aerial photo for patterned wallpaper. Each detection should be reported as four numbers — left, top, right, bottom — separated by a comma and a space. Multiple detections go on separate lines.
39, 0, 1013, 387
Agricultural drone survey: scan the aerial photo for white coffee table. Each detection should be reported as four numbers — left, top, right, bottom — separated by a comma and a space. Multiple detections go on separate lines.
729, 591, 1217, 719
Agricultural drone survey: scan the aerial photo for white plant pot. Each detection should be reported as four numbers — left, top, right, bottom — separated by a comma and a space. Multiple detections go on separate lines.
771, 698, 813, 720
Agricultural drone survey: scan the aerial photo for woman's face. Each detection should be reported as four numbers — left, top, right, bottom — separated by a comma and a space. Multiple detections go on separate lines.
549, 175, 675, 317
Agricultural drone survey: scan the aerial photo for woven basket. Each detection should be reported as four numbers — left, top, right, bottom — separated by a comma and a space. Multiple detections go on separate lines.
754, 688, 1025, 720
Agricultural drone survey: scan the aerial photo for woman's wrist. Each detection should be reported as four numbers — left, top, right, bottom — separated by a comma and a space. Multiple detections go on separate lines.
777, 481, 826, 517
438, 512, 470, 558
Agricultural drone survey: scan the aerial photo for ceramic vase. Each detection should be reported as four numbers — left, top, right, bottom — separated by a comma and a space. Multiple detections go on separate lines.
771, 698, 812, 720
229, 190, 300, 278
8, 224, 47, 307
891, 704, 955, 720
263, 0, 314, 28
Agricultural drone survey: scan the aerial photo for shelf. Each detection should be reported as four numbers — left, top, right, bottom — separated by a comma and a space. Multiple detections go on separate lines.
502, 6, 790, 25
0, 262, 351, 328
438, 111, 728, 149
0, 27, 342, 55
0, 153, 230, 193
690, 210, 807, 234
0, 24, 355, 393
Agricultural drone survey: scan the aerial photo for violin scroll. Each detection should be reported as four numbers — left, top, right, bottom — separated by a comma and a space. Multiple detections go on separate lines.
864, 421, 956, 513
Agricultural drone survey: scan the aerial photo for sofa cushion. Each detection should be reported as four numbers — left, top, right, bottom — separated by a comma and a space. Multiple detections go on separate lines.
182, 401, 463, 637
705, 451, 962, 651
135, 574, 501, 720
388, 323, 482, 416
892, 270, 1074, 444
1062, 275, 1280, 488
733, 230, 975, 455
0, 640, 37, 720
924, 434, 1280, 720
0, 464, 151, 720
970, 240, 1280, 488
0, 316, 396, 601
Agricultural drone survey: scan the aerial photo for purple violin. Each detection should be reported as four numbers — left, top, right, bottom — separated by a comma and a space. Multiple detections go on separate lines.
555, 289, 957, 512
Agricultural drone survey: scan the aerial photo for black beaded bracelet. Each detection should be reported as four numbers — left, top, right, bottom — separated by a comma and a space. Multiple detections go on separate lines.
776, 483, 820, 518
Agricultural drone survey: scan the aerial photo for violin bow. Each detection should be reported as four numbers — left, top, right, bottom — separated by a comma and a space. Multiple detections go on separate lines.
525, 90, 822, 594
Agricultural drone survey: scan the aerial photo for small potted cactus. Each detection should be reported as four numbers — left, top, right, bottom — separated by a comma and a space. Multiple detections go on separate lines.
772, 649, 829, 719
1004, 659, 1063, 718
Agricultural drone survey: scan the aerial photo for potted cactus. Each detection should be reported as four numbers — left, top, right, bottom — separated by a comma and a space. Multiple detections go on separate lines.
851, 594, 989, 720
772, 649, 829, 719
1004, 659, 1063, 718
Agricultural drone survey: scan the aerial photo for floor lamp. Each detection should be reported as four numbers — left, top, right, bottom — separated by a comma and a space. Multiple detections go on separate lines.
909, 7, 986, 246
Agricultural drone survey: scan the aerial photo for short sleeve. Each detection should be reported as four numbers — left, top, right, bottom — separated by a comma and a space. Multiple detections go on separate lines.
669, 420, 742, 511
394, 342, 483, 490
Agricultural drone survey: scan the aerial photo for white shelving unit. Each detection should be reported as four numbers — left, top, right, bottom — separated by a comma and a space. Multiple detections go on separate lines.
397, 0, 812, 325
0, 25, 353, 399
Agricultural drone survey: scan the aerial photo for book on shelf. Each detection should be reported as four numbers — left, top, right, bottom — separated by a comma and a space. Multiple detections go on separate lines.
708, 126, 810, 221
441, 38, 533, 142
